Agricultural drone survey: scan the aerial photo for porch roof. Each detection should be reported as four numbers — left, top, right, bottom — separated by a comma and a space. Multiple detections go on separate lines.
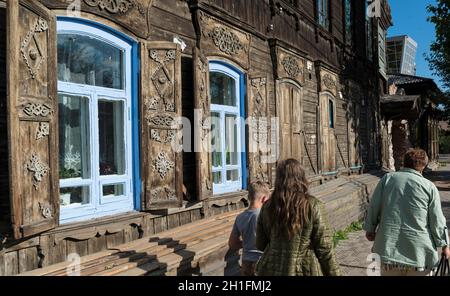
380, 94, 421, 120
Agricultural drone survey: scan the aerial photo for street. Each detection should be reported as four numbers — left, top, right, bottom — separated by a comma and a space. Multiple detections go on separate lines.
335, 164, 450, 276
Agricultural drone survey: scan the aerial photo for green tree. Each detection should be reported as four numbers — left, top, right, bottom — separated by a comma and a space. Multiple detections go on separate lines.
427, 1, 450, 122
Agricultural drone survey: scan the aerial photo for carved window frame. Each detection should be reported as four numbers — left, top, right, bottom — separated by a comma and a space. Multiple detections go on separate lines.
209, 61, 246, 196
57, 19, 135, 223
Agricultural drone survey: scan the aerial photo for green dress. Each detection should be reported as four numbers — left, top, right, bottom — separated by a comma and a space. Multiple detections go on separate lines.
255, 196, 341, 276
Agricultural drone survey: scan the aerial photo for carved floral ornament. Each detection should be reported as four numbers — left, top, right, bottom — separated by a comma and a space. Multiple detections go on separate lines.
281, 56, 302, 78
21, 17, 48, 79
208, 26, 244, 56
322, 73, 337, 92
25, 153, 50, 190
153, 152, 175, 179
83, 0, 146, 15
151, 186, 177, 202
36, 122, 50, 140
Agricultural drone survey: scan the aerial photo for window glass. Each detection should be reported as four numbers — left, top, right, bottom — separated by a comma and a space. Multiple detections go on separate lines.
329, 99, 335, 128
225, 114, 239, 166
59, 94, 90, 180
210, 72, 237, 106
58, 34, 124, 89
103, 184, 125, 198
345, 0, 353, 44
98, 100, 125, 176
317, 0, 329, 29
211, 112, 223, 168
60, 186, 90, 207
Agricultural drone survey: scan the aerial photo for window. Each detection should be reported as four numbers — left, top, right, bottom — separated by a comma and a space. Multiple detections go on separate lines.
317, 0, 330, 30
366, 1, 373, 61
344, 0, 353, 44
328, 98, 335, 129
209, 62, 245, 195
57, 19, 135, 223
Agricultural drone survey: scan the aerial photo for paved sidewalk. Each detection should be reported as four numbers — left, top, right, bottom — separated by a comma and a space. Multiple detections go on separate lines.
335, 165, 450, 276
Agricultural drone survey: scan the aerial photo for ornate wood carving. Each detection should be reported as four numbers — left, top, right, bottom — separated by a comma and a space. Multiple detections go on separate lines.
83, 0, 145, 15
36, 122, 50, 140
248, 76, 271, 184
39, 0, 152, 39
25, 153, 50, 190
193, 48, 213, 200
20, 17, 48, 79
197, 11, 251, 70
141, 42, 182, 210
320, 70, 339, 97
153, 152, 175, 180
273, 46, 305, 85
7, 0, 60, 239
23, 103, 53, 118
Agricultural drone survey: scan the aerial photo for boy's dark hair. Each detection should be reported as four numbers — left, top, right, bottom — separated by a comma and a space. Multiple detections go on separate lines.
248, 181, 270, 202
403, 149, 429, 171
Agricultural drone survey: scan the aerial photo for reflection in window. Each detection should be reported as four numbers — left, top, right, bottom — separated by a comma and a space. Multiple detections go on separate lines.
98, 100, 125, 176
59, 94, 90, 180
329, 99, 335, 129
344, 0, 353, 44
210, 72, 237, 106
317, 0, 329, 30
58, 34, 124, 89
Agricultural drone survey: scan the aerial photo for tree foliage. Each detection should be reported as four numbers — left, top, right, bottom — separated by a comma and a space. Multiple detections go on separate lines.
427, 1, 450, 123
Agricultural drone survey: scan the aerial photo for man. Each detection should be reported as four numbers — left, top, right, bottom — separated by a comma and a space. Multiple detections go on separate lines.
228, 181, 271, 276
364, 149, 450, 276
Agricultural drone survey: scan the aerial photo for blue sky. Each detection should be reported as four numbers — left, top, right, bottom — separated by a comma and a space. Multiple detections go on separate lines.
387, 0, 445, 90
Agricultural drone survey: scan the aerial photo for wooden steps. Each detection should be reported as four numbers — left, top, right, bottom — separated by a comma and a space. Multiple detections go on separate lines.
20, 210, 241, 276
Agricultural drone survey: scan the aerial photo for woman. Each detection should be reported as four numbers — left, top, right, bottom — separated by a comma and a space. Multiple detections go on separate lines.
256, 159, 341, 276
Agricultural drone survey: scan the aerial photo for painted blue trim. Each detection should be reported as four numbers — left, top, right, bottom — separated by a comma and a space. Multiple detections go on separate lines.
239, 73, 248, 191
131, 41, 141, 211
56, 16, 142, 211
209, 61, 248, 191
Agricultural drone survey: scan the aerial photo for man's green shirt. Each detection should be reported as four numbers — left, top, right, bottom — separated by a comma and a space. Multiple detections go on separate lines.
364, 168, 449, 269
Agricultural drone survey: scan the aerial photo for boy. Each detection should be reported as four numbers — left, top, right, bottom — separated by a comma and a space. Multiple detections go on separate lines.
228, 181, 271, 276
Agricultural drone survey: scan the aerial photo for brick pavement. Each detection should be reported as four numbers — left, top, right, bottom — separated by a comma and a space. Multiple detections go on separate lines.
335, 165, 450, 276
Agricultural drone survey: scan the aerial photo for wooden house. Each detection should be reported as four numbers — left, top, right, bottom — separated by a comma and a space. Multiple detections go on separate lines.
381, 74, 443, 171
0, 0, 391, 275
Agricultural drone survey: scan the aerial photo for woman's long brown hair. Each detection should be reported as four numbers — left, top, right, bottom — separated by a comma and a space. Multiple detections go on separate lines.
266, 159, 310, 239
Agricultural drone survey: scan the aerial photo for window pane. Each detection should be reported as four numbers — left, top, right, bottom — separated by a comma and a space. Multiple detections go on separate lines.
225, 114, 239, 166
227, 170, 239, 182
60, 186, 90, 207
98, 100, 125, 176
210, 72, 237, 106
103, 184, 125, 198
329, 100, 335, 128
59, 94, 90, 180
213, 172, 222, 185
211, 112, 222, 168
58, 34, 124, 89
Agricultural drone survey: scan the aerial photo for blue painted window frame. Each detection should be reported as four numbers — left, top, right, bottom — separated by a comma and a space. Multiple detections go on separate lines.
209, 61, 247, 194
56, 17, 141, 220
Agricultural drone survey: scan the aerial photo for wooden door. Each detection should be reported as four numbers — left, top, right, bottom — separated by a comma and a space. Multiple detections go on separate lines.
140, 42, 183, 210
320, 94, 336, 172
7, 0, 59, 239
278, 82, 302, 162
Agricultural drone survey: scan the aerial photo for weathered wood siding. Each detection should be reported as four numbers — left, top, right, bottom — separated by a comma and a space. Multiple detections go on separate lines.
0, 6, 11, 238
